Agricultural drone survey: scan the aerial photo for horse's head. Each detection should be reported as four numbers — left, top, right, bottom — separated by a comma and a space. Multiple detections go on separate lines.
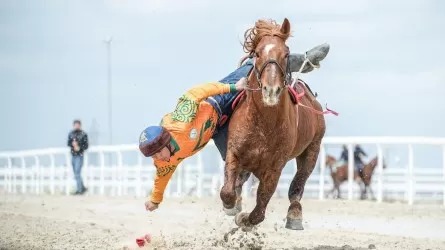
325, 155, 337, 167
243, 18, 291, 106
369, 156, 387, 169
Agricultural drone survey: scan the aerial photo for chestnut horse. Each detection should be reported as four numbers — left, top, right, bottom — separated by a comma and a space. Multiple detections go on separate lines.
325, 155, 386, 199
220, 18, 327, 231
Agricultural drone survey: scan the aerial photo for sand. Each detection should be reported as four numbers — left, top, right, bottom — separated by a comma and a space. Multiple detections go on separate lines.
0, 193, 444, 250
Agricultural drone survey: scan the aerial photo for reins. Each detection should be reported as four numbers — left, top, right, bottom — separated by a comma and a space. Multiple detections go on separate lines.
241, 51, 339, 116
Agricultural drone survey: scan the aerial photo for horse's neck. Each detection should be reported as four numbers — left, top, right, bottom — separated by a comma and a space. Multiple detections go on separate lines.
367, 159, 378, 172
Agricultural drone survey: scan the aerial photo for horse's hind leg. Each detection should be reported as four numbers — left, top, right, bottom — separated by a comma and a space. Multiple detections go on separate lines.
359, 181, 366, 200
223, 170, 251, 216
335, 181, 341, 199
235, 171, 281, 230
286, 141, 321, 230
368, 185, 376, 200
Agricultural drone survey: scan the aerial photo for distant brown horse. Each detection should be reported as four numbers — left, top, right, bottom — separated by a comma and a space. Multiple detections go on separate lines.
325, 155, 386, 199
219, 18, 327, 231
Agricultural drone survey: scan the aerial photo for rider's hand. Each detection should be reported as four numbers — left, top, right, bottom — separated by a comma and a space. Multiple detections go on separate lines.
235, 77, 247, 91
145, 200, 159, 212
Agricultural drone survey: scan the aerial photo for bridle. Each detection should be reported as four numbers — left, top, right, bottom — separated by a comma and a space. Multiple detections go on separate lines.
245, 51, 292, 91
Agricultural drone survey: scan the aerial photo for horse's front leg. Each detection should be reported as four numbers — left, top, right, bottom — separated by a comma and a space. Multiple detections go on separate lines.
220, 151, 240, 211
335, 179, 341, 199
235, 170, 281, 230
223, 170, 251, 216
286, 141, 320, 230
358, 181, 366, 200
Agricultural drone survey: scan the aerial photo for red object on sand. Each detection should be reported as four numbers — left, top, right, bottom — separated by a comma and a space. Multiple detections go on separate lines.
136, 238, 145, 247
136, 233, 151, 247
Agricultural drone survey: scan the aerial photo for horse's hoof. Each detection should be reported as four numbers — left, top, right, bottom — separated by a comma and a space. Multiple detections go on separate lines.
223, 206, 241, 216
223, 200, 242, 216
234, 212, 249, 227
285, 218, 304, 230
240, 225, 254, 232
235, 212, 253, 232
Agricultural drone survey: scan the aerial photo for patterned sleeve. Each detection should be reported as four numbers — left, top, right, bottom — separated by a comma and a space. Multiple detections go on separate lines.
150, 159, 182, 203
171, 82, 236, 123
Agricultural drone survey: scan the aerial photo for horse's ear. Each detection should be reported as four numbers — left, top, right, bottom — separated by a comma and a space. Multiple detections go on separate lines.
281, 18, 291, 35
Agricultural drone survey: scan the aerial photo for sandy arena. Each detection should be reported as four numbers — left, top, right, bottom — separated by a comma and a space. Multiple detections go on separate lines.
0, 193, 444, 250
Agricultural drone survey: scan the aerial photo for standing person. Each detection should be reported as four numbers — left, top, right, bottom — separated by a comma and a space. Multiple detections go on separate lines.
67, 120, 89, 195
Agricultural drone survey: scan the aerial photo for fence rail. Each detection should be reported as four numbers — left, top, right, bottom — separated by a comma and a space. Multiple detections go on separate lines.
1, 137, 444, 206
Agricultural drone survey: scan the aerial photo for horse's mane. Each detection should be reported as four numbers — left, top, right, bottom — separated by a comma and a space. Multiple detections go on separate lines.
238, 19, 291, 66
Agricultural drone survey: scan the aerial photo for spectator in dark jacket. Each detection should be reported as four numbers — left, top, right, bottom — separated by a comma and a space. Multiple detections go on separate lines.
67, 120, 89, 195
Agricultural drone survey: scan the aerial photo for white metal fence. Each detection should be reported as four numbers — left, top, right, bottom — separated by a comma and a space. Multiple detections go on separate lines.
0, 137, 444, 206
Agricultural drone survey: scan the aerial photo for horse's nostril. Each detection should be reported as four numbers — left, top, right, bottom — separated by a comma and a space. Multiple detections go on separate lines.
275, 87, 281, 95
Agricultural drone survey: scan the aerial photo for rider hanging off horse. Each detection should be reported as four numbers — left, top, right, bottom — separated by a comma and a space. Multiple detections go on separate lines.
333, 144, 368, 179
138, 26, 331, 211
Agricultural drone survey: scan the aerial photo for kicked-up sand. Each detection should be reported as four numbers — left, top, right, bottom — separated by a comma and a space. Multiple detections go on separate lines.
0, 193, 444, 250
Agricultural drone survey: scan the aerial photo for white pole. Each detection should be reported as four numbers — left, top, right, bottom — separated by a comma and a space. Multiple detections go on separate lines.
21, 157, 26, 194
318, 145, 326, 200
65, 153, 71, 196
84, 153, 89, 194
6, 157, 12, 193
103, 37, 113, 166
49, 154, 55, 195
117, 151, 123, 196
442, 145, 445, 207
376, 144, 383, 203
34, 156, 40, 194
99, 151, 105, 195
347, 144, 354, 200
407, 144, 414, 205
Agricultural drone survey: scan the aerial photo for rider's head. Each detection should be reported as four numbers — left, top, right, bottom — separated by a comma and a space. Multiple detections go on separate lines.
139, 126, 172, 161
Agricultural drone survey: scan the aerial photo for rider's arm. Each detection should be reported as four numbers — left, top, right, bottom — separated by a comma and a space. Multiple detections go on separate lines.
150, 158, 182, 204
171, 82, 237, 123
185, 82, 237, 103
67, 133, 73, 147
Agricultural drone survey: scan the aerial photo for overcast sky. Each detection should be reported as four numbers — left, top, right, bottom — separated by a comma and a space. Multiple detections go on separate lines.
1, 0, 444, 167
